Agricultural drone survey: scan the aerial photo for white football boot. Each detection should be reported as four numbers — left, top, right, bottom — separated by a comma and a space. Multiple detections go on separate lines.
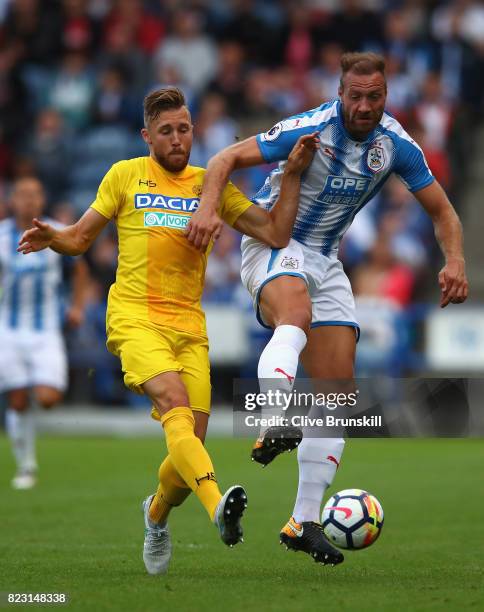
11, 470, 37, 490
213, 485, 248, 546
142, 495, 172, 575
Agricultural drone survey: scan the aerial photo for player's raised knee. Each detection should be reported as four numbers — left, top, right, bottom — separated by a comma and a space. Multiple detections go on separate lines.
145, 385, 190, 419
270, 303, 311, 334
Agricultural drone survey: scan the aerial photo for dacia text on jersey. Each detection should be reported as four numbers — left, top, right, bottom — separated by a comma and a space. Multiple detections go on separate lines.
135, 193, 199, 230
134, 193, 200, 212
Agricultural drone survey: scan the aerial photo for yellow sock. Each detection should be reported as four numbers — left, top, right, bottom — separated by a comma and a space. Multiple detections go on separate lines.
161, 407, 222, 520
149, 456, 191, 524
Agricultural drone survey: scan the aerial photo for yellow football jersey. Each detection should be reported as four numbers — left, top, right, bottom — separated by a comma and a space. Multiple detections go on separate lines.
90, 156, 252, 337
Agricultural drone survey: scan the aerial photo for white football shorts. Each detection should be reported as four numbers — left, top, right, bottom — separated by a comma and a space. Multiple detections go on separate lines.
240, 236, 359, 338
0, 328, 68, 392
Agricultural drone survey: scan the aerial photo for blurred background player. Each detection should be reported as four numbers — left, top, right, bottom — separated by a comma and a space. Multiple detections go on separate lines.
17, 87, 317, 574
186, 52, 468, 566
0, 177, 88, 489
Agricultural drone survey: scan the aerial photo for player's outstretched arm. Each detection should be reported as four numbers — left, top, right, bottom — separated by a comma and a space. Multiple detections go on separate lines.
18, 208, 109, 256
233, 133, 318, 247
186, 136, 265, 251
414, 181, 468, 308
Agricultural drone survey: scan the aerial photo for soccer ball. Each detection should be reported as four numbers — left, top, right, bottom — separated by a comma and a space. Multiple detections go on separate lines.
322, 488, 384, 550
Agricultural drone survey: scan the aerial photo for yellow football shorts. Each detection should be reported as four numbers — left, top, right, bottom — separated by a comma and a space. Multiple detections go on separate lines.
106, 316, 211, 416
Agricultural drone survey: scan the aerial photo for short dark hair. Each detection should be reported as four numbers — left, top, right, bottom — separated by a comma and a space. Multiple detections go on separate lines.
143, 87, 186, 127
340, 52, 386, 88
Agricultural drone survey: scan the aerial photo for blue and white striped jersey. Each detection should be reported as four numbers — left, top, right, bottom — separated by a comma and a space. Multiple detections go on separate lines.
0, 217, 69, 332
254, 99, 434, 256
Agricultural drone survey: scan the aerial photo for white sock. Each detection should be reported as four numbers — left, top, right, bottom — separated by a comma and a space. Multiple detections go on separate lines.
257, 325, 307, 435
5, 408, 37, 473
292, 437, 345, 523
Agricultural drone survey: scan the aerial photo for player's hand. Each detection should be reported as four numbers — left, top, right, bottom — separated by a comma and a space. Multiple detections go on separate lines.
438, 257, 468, 308
17, 218, 56, 254
285, 132, 320, 175
65, 305, 84, 328
185, 207, 223, 252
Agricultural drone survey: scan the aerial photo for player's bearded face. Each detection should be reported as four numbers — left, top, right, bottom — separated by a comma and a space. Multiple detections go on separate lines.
144, 107, 193, 173
339, 72, 386, 140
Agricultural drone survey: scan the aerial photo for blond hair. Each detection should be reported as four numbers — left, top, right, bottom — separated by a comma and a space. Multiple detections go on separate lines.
143, 87, 186, 126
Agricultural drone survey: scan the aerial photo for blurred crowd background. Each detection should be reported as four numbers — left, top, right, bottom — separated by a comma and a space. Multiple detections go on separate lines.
1, 0, 483, 406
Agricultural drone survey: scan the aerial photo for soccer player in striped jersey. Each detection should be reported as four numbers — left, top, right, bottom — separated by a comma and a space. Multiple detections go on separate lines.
186, 52, 468, 566
0, 177, 89, 489
17, 87, 318, 574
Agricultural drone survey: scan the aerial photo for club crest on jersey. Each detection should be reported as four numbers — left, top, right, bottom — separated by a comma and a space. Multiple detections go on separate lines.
280, 256, 299, 270
367, 145, 386, 173
262, 122, 283, 142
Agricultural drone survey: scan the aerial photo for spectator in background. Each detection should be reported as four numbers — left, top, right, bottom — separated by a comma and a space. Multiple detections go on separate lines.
204, 226, 242, 301
342, 177, 433, 273
206, 41, 247, 118
0, 125, 13, 180
382, 7, 433, 91
406, 73, 453, 190
61, 0, 100, 56
103, 0, 165, 56
379, 178, 434, 266
0, 43, 31, 149
223, 0, 278, 66
352, 232, 415, 309
48, 50, 96, 132
190, 93, 238, 168
2, 0, 62, 67
97, 18, 149, 99
283, 4, 314, 75
377, 206, 427, 273
351, 218, 417, 376
339, 196, 379, 270
412, 72, 454, 154
321, 0, 384, 52
19, 108, 72, 203
309, 42, 345, 102
51, 201, 77, 226
0, 181, 8, 220
431, 0, 484, 52
268, 66, 306, 115
429, 0, 484, 127
92, 64, 138, 128
71, 229, 120, 404
153, 8, 218, 95
85, 229, 118, 298
239, 68, 278, 129
407, 120, 451, 191
384, 54, 415, 125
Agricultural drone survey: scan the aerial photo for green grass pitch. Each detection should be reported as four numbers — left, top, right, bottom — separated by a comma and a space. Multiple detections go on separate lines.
1, 436, 483, 611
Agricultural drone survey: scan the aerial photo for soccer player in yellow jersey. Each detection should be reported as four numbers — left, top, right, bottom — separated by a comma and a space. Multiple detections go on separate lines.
17, 87, 318, 575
